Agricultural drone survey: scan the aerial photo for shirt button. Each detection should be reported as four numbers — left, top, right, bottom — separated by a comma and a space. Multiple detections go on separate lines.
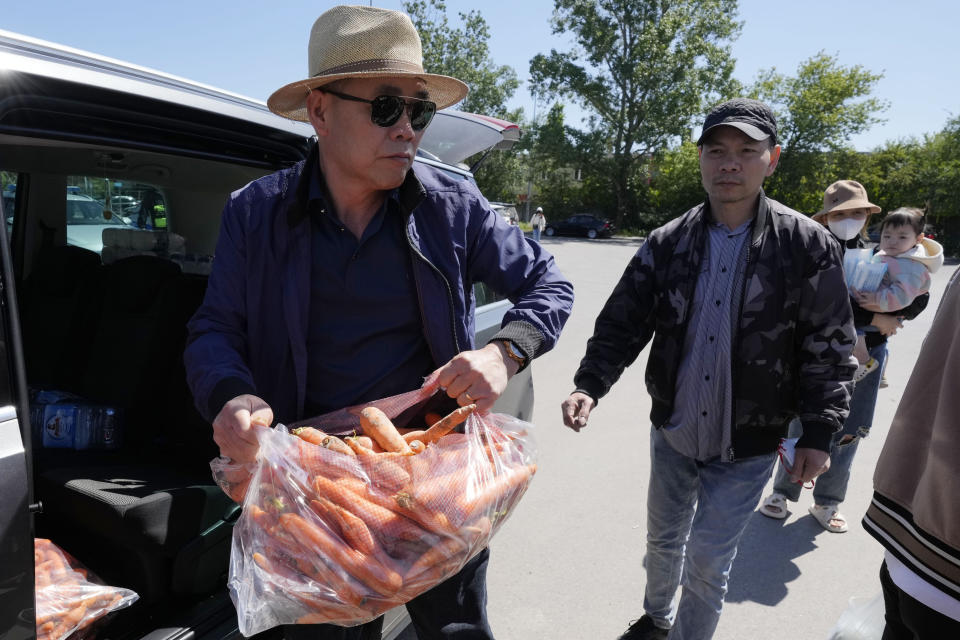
722, 267, 727, 273
705, 375, 710, 381
715, 300, 721, 306
709, 336, 715, 342
701, 411, 708, 416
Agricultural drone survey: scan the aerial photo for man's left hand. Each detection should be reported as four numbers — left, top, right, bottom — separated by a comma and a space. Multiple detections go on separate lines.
424, 343, 519, 412
790, 447, 831, 484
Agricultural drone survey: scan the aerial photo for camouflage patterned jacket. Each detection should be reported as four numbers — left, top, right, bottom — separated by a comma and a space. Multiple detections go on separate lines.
574, 194, 856, 458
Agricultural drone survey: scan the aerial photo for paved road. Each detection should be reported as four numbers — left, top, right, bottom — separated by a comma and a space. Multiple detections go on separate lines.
478, 236, 958, 640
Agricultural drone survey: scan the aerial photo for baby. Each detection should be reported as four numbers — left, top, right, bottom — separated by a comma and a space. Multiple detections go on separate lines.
851, 208, 943, 380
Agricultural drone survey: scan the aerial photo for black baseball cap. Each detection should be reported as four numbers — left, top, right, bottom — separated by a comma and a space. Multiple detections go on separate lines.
697, 98, 778, 146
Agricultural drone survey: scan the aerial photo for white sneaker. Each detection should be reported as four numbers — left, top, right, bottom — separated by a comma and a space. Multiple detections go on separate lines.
854, 358, 879, 383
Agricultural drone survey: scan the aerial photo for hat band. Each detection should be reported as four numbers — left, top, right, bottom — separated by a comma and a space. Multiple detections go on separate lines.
314, 58, 425, 78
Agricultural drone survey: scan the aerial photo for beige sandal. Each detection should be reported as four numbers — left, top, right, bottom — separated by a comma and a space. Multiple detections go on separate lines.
809, 504, 848, 533
759, 493, 789, 519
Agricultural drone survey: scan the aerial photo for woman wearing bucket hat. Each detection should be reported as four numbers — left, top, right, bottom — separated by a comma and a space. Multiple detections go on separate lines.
185, 5, 574, 640
759, 180, 930, 533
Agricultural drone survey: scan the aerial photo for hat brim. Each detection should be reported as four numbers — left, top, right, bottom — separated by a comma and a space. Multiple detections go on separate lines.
697, 122, 772, 146
267, 71, 469, 122
812, 201, 882, 222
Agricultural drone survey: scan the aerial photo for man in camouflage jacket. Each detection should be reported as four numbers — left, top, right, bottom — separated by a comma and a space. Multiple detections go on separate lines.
561, 99, 856, 640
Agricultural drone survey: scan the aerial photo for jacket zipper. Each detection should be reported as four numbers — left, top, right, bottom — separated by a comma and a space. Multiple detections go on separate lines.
406, 228, 461, 358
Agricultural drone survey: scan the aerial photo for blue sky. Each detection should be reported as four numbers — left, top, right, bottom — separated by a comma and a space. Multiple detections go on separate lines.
4, 0, 956, 150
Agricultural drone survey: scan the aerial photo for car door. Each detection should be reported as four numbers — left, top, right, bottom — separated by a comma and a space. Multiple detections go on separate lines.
0, 188, 39, 640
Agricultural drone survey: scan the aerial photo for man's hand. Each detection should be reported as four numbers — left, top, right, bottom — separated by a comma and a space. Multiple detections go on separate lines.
871, 313, 903, 337
424, 343, 518, 412
212, 394, 273, 463
561, 392, 595, 432
789, 447, 831, 485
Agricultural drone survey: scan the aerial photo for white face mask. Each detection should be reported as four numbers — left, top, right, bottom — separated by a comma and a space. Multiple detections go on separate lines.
828, 218, 865, 241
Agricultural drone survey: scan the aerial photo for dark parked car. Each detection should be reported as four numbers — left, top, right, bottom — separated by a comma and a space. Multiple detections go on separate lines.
544, 213, 615, 239
0, 29, 529, 640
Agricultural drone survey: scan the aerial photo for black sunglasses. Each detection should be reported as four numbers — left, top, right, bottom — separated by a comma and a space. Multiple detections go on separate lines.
317, 88, 437, 131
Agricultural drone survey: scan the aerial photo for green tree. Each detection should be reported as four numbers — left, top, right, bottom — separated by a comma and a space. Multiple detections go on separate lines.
403, 0, 519, 117
645, 140, 703, 229
751, 52, 887, 212
403, 1, 523, 199
529, 0, 742, 228
528, 103, 584, 216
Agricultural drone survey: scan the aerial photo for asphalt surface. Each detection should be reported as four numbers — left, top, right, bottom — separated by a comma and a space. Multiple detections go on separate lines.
472, 236, 957, 640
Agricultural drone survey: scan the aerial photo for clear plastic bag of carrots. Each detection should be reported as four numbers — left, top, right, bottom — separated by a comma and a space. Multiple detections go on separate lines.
211, 388, 537, 635
34, 538, 139, 640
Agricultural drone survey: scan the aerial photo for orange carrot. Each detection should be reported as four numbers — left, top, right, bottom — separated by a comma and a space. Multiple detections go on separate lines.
254, 549, 365, 608
320, 435, 356, 456
363, 456, 410, 492
291, 426, 329, 446
315, 473, 427, 542
347, 435, 381, 451
345, 436, 376, 456
313, 472, 365, 505
411, 466, 475, 515
404, 517, 491, 586
359, 407, 412, 454
456, 464, 535, 518
402, 429, 427, 444
279, 513, 402, 597
386, 490, 456, 536
310, 497, 379, 557
404, 535, 468, 582
422, 405, 476, 444
248, 503, 277, 530
333, 480, 435, 544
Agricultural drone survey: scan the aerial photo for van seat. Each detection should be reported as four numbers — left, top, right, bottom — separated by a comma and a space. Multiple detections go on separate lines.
36, 256, 233, 603
100, 227, 186, 265
38, 464, 236, 603
19, 245, 102, 390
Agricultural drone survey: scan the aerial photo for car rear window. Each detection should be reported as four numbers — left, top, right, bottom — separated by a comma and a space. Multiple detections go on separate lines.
66, 176, 168, 254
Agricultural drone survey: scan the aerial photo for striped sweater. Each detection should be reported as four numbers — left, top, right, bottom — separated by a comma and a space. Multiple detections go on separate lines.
863, 266, 960, 600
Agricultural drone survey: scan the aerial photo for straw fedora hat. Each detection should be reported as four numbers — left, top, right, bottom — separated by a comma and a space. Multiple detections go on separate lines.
268, 5, 468, 121
812, 180, 882, 222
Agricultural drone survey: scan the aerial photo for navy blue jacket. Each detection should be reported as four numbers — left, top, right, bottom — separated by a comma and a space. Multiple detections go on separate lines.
185, 150, 574, 423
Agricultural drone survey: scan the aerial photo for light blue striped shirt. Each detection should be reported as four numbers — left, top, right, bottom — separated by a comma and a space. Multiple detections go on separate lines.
663, 217, 751, 462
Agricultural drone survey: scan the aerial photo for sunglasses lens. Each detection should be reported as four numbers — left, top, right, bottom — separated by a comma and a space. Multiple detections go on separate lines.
370, 96, 405, 127
369, 95, 436, 130
410, 100, 436, 131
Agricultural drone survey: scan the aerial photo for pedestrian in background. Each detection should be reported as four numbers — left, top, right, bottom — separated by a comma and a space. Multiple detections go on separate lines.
759, 182, 930, 533
561, 98, 856, 640
531, 206, 546, 242
863, 266, 960, 638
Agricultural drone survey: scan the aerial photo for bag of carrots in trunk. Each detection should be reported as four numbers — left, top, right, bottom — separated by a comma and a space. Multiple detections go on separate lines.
34, 538, 139, 640
210, 387, 537, 635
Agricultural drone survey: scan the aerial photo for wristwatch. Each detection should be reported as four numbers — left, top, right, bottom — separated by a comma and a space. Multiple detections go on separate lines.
497, 340, 527, 369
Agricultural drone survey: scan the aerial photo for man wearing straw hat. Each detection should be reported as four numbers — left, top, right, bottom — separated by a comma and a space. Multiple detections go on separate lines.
185, 5, 573, 639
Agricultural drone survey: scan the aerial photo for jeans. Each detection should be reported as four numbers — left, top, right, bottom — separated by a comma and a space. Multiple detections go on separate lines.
772, 341, 888, 507
532, 227, 541, 242
283, 548, 493, 640
644, 426, 777, 640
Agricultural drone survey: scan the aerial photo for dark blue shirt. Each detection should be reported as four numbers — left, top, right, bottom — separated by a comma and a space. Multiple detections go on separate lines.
304, 177, 435, 416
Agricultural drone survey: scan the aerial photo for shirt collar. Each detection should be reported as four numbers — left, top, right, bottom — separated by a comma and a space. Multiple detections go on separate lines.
288, 143, 409, 228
